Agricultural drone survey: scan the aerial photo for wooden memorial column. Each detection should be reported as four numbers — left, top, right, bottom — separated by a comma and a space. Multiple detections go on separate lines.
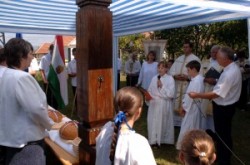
76, 0, 113, 164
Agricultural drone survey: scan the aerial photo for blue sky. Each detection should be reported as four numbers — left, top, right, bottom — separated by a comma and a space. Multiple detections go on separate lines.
4, 33, 55, 49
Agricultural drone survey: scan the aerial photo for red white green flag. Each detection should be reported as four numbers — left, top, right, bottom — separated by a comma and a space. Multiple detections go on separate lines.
48, 35, 68, 109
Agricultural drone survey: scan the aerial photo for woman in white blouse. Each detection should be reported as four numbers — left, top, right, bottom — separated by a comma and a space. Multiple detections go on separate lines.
137, 51, 158, 90
0, 38, 53, 165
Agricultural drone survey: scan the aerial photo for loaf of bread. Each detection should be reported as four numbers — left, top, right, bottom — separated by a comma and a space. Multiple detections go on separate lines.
48, 109, 63, 123
59, 121, 78, 140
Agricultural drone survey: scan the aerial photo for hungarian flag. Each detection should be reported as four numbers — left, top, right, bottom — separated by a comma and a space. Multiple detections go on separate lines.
48, 36, 68, 109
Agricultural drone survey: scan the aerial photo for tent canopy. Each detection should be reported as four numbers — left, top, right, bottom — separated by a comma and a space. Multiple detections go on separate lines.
0, 0, 250, 36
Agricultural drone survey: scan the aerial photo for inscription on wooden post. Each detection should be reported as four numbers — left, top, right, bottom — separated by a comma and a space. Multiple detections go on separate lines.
76, 0, 113, 164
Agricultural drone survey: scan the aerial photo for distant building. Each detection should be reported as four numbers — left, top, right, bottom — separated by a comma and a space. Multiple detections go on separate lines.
34, 43, 51, 60
34, 36, 76, 63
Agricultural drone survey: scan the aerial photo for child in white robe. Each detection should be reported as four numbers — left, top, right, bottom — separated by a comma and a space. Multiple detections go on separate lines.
95, 87, 156, 165
176, 60, 205, 150
147, 61, 175, 146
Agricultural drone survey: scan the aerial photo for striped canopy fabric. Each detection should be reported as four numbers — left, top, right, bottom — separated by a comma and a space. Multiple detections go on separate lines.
0, 0, 250, 36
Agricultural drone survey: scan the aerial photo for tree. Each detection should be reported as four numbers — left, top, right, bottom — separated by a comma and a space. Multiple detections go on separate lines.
154, 19, 248, 60
119, 34, 146, 63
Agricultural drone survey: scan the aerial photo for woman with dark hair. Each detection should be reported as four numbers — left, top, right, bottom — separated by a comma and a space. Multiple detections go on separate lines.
179, 130, 216, 165
95, 87, 156, 165
0, 38, 53, 165
136, 51, 158, 90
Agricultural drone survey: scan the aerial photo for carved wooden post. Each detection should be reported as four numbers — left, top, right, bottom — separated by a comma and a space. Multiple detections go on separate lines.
76, 0, 113, 164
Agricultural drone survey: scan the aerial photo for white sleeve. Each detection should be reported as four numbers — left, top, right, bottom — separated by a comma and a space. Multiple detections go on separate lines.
15, 74, 53, 130
159, 76, 175, 99
39, 57, 45, 70
132, 135, 156, 165
67, 62, 73, 74
169, 62, 176, 76
213, 74, 232, 98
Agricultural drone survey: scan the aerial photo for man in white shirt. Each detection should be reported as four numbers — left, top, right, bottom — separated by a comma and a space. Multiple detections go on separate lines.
68, 48, 77, 96
39, 44, 58, 109
67, 48, 77, 111
189, 46, 242, 165
125, 53, 141, 86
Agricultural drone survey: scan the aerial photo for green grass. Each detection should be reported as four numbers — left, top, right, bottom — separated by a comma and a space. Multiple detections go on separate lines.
36, 73, 250, 165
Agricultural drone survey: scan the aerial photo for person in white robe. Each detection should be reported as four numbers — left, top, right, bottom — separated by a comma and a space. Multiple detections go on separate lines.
176, 60, 204, 150
169, 41, 201, 126
96, 87, 156, 165
201, 45, 223, 131
147, 61, 175, 146
137, 51, 158, 90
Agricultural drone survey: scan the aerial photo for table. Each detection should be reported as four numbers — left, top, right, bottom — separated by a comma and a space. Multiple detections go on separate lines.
45, 137, 79, 165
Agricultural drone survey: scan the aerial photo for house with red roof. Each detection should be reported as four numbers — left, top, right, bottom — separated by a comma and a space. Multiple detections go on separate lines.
34, 36, 76, 63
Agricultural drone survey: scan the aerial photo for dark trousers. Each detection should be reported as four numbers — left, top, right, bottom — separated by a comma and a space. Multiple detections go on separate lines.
1, 139, 45, 165
44, 83, 58, 109
126, 75, 138, 87
212, 101, 236, 165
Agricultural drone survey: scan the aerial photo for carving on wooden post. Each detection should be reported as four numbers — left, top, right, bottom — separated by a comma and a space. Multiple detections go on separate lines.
76, 0, 113, 164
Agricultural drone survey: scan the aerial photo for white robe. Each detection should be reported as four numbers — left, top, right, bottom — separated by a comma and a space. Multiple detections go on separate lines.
147, 74, 175, 145
96, 122, 156, 165
176, 74, 204, 150
169, 54, 201, 126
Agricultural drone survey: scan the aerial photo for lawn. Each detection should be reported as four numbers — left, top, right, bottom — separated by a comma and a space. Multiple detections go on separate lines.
37, 73, 250, 165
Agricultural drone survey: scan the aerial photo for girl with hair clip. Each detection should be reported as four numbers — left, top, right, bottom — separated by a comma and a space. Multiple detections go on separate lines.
179, 130, 216, 165
147, 61, 175, 147
95, 87, 156, 165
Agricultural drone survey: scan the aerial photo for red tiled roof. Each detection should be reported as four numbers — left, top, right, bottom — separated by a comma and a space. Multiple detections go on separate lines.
34, 36, 76, 54
34, 43, 51, 54
62, 36, 75, 46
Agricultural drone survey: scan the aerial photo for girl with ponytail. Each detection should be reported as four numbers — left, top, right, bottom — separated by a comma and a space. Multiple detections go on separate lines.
179, 130, 216, 165
96, 87, 156, 165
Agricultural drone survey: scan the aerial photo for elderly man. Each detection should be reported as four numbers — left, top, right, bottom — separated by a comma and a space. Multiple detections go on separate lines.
189, 46, 242, 165
201, 45, 223, 131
